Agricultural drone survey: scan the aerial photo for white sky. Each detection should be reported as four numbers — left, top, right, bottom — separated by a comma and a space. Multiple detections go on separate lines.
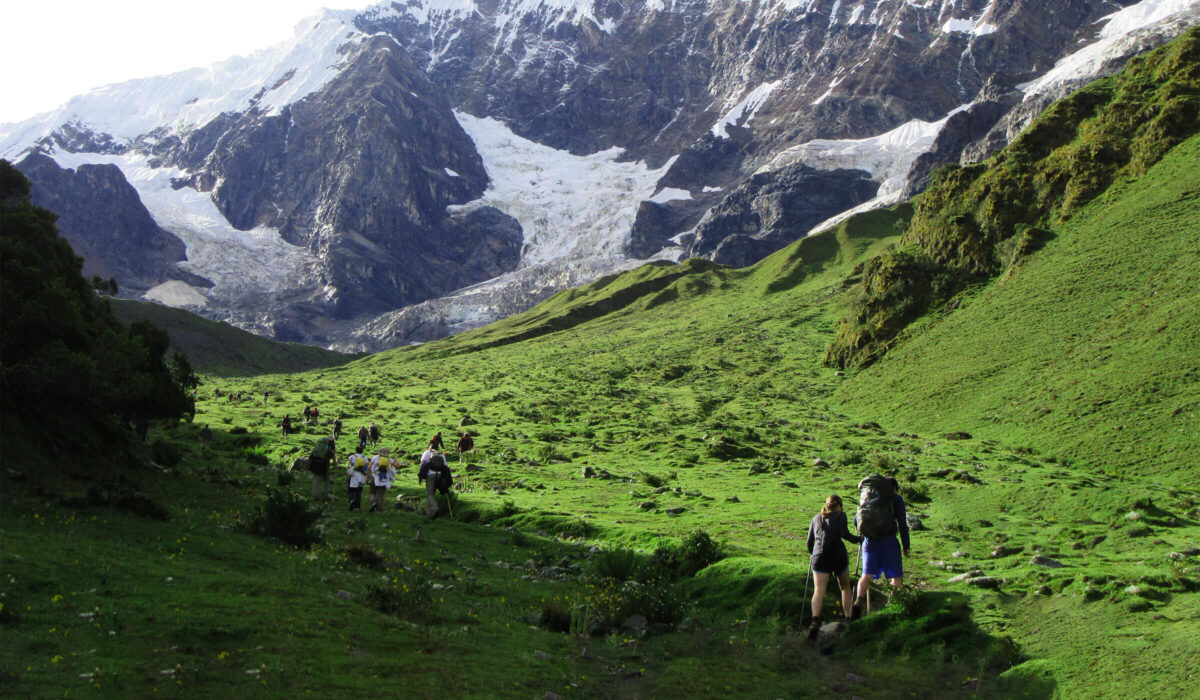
0, 1, 375, 125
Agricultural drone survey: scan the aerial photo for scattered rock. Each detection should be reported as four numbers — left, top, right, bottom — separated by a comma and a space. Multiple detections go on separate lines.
944, 431, 973, 440
665, 507, 686, 516
773, 470, 785, 476
907, 514, 926, 531
817, 621, 845, 647
533, 650, 552, 661
1125, 511, 1142, 521
580, 646, 592, 659
1125, 585, 1143, 596
622, 615, 648, 637
992, 545, 1021, 558
458, 416, 476, 427
949, 570, 985, 583
951, 551, 968, 558
726, 495, 741, 503
414, 528, 425, 543
653, 486, 670, 494
1030, 555, 1065, 568
781, 482, 799, 488
582, 466, 597, 479
976, 519, 994, 528
1167, 552, 1187, 562
1035, 584, 1052, 596
335, 590, 357, 601
966, 576, 1003, 589
639, 501, 657, 510
846, 672, 865, 684
812, 458, 830, 468
956, 472, 983, 485
465, 464, 483, 473
685, 490, 702, 497
928, 560, 956, 571
1182, 547, 1200, 556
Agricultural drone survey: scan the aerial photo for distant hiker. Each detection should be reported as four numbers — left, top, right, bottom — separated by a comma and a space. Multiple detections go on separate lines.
311, 406, 320, 424
428, 431, 444, 451
199, 424, 213, 456
368, 447, 396, 512
418, 449, 453, 519
309, 435, 337, 503
456, 433, 474, 461
357, 425, 369, 450
280, 415, 293, 436
806, 494, 863, 639
214, 388, 223, 398
303, 405, 313, 422
853, 475, 911, 618
262, 392, 269, 405
333, 416, 343, 440
346, 446, 369, 512
369, 423, 381, 446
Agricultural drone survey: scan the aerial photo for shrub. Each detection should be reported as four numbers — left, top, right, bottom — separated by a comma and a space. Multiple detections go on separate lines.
585, 579, 687, 634
594, 548, 641, 581
639, 471, 665, 488
678, 530, 723, 577
888, 584, 922, 618
150, 438, 183, 467
243, 445, 270, 465
240, 487, 325, 549
363, 572, 434, 623
341, 544, 387, 570
276, 469, 295, 487
229, 426, 248, 435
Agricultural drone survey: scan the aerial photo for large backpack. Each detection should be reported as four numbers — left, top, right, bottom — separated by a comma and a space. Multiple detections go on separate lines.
856, 474, 896, 539
311, 437, 335, 462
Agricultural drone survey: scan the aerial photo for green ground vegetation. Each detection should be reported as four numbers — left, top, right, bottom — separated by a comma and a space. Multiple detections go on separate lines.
3, 34, 1199, 699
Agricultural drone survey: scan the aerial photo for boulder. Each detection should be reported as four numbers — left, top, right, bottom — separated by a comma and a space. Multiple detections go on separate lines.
335, 590, 357, 601
458, 416, 476, 427
992, 545, 1021, 558
966, 576, 1002, 589
622, 615, 648, 637
640, 501, 657, 510
1030, 555, 1065, 569
665, 507, 686, 516
949, 570, 985, 583
817, 621, 846, 647
906, 514, 927, 531
581, 466, 597, 479
466, 464, 483, 473
812, 458, 830, 468
726, 495, 741, 503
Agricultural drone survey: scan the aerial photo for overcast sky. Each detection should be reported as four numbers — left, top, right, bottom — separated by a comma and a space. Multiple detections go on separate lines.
0, 1, 374, 124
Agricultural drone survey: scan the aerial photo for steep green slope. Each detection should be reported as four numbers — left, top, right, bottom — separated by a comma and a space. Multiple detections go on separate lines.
109, 299, 357, 377
836, 135, 1200, 481
827, 28, 1200, 369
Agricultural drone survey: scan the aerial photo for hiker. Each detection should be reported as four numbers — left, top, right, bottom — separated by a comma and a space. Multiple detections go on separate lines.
357, 425, 369, 451
852, 475, 911, 618
280, 415, 293, 436
303, 405, 313, 422
311, 406, 320, 424
456, 432, 474, 460
428, 431, 444, 451
806, 494, 863, 639
346, 446, 369, 512
369, 423, 381, 447
199, 424, 213, 456
418, 448, 453, 519
368, 447, 396, 512
333, 416, 343, 440
309, 435, 337, 503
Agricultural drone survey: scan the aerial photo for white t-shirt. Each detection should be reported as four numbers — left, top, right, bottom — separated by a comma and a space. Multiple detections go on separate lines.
346, 454, 368, 487
370, 455, 395, 487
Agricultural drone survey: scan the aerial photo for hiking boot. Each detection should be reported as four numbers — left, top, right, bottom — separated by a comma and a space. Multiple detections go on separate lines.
806, 619, 821, 641
850, 604, 863, 621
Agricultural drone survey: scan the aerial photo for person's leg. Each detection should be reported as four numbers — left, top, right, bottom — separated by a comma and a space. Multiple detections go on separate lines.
811, 572, 830, 620
890, 576, 903, 587
837, 569, 854, 619
425, 478, 440, 518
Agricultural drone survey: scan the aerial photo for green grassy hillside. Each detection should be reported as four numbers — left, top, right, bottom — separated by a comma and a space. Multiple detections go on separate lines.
3, 35, 1199, 700
109, 299, 357, 377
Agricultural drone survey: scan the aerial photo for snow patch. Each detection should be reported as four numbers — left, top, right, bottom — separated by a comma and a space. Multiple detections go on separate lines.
942, 17, 999, 35
648, 187, 692, 204
46, 150, 317, 305
712, 81, 782, 138
145, 281, 209, 308
452, 112, 675, 267
1019, 0, 1200, 99
445, 167, 460, 177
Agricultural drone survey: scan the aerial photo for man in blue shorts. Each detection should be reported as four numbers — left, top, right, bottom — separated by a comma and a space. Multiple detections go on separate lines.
853, 475, 910, 618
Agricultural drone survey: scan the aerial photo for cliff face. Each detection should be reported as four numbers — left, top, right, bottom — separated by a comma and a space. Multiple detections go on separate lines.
4, 0, 1195, 348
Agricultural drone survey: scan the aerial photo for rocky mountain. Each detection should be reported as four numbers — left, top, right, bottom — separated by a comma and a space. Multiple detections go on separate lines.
2, 0, 1197, 349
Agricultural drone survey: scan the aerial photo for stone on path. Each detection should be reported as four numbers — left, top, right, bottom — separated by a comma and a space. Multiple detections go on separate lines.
1030, 555, 1064, 568
949, 570, 985, 583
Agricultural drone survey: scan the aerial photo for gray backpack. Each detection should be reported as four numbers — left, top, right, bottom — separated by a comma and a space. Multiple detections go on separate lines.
856, 474, 896, 539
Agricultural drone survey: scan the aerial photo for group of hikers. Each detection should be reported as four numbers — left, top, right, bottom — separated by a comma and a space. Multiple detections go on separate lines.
805, 473, 911, 636
306, 430, 476, 519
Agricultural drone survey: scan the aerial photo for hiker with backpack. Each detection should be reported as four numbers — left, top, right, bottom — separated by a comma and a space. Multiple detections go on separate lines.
309, 436, 337, 503
456, 432, 474, 461
333, 416, 343, 440
852, 474, 911, 618
280, 415, 293, 436
357, 425, 369, 451
369, 423, 381, 447
346, 446, 369, 512
418, 448, 453, 519
199, 424, 213, 456
805, 494, 863, 639
428, 431, 445, 451
367, 447, 396, 512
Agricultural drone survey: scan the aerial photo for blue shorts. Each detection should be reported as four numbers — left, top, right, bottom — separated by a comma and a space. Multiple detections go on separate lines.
862, 536, 903, 580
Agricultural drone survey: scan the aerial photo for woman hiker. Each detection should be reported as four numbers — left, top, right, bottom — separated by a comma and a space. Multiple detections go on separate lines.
367, 447, 396, 512
805, 494, 863, 640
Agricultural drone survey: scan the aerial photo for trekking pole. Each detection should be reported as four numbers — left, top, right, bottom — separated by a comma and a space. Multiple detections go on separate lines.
444, 490, 455, 520
801, 564, 812, 626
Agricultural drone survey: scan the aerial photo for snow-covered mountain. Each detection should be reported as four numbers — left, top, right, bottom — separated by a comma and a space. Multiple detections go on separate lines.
3, 0, 1197, 350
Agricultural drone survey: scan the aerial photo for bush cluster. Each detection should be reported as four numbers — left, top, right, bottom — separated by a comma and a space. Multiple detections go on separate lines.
240, 487, 325, 548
